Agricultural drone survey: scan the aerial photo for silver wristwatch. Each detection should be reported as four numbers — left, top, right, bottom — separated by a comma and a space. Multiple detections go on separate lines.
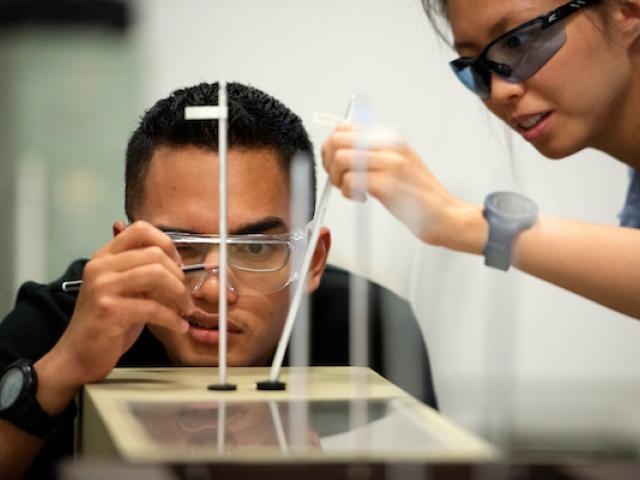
483, 192, 538, 271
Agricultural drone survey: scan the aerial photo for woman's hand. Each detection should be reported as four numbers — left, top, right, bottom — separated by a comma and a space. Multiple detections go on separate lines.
321, 123, 486, 254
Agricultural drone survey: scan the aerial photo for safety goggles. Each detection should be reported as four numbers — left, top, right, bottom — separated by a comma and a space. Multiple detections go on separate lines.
450, 0, 598, 99
167, 230, 307, 295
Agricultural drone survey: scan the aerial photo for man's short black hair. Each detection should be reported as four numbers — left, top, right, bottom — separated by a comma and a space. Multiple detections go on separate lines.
125, 81, 315, 221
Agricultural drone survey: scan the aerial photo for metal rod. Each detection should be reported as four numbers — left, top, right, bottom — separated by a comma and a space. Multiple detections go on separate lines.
183, 88, 235, 390
218, 81, 229, 386
288, 153, 311, 448
263, 96, 356, 386
217, 400, 226, 455
349, 97, 371, 447
269, 401, 289, 454
59, 263, 208, 293
267, 179, 331, 383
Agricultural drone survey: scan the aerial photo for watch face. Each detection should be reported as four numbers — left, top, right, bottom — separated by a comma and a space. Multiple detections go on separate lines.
488, 192, 538, 218
0, 369, 24, 410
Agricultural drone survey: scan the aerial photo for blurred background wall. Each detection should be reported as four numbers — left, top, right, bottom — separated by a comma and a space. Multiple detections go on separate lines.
1, 0, 639, 458
0, 0, 138, 304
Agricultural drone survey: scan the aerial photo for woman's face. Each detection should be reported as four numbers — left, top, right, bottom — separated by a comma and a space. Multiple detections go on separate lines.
447, 0, 633, 159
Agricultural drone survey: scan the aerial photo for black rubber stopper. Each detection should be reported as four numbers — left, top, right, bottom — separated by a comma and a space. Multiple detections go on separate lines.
256, 380, 287, 391
208, 383, 237, 391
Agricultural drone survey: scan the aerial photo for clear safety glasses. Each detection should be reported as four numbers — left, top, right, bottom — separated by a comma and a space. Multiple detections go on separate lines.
450, 0, 598, 99
167, 230, 307, 295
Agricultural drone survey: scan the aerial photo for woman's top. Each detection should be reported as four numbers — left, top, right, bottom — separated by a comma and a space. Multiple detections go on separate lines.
619, 169, 640, 228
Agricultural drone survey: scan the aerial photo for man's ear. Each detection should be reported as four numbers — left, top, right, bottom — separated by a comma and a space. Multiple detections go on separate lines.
306, 227, 331, 293
112, 221, 127, 238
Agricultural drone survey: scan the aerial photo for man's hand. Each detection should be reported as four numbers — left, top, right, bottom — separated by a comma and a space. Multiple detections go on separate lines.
36, 221, 191, 414
0, 221, 192, 479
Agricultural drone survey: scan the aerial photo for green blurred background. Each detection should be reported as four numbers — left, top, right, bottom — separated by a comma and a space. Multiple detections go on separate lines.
0, 11, 138, 313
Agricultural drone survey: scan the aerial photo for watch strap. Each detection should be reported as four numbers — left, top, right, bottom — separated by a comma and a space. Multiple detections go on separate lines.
483, 192, 538, 272
483, 216, 518, 271
0, 360, 56, 438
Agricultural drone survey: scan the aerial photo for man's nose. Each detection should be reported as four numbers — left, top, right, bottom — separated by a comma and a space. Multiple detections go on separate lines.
192, 267, 239, 303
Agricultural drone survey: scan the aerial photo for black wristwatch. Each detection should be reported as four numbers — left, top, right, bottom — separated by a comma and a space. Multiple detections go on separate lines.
0, 359, 56, 438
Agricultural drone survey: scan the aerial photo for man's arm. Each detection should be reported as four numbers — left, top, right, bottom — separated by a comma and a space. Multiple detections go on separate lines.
0, 350, 83, 479
0, 422, 44, 480
0, 221, 191, 478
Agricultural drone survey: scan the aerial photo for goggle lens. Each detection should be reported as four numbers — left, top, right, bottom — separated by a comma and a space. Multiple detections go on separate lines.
450, 60, 490, 98
175, 241, 291, 272
486, 21, 565, 84
170, 232, 303, 295
184, 266, 294, 295
450, 18, 566, 98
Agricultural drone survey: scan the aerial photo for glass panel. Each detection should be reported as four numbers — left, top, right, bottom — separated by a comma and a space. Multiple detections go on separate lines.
127, 398, 445, 454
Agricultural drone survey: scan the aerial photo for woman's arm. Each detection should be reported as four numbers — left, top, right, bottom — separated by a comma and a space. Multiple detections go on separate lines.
322, 124, 640, 319
513, 216, 640, 319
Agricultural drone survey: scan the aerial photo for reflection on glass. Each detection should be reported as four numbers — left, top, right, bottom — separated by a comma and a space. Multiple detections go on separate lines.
128, 399, 444, 455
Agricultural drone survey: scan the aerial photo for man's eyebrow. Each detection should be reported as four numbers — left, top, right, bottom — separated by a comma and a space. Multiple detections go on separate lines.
156, 225, 197, 234
155, 216, 288, 236
231, 217, 287, 235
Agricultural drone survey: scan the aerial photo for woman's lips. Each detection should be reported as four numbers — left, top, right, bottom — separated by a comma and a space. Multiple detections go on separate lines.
515, 112, 552, 142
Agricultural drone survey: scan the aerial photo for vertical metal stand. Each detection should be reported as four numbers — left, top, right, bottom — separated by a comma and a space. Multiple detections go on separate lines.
184, 81, 236, 391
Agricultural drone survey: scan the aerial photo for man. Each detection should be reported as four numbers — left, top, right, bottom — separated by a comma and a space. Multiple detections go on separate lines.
0, 82, 436, 479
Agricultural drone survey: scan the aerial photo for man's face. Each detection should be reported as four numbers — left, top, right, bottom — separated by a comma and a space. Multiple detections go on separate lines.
133, 145, 308, 367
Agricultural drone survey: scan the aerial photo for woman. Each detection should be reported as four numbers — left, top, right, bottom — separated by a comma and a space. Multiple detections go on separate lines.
321, 0, 640, 319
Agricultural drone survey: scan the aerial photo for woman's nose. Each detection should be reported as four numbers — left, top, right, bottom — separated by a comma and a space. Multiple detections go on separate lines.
488, 72, 525, 105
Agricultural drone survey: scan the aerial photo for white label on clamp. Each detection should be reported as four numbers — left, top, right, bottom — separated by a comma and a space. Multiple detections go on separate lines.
184, 106, 228, 120
312, 112, 347, 127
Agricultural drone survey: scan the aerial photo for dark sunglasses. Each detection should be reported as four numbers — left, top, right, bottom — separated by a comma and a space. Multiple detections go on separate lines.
450, 0, 599, 99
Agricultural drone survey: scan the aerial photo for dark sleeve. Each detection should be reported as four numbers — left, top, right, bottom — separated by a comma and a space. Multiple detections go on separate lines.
0, 260, 84, 369
0, 260, 85, 480
372, 282, 438, 410
308, 265, 438, 409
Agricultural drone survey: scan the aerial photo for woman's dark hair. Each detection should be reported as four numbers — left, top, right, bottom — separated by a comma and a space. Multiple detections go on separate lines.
421, 0, 612, 44
421, 0, 450, 43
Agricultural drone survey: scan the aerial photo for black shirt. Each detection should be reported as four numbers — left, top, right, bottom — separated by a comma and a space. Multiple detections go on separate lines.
0, 259, 437, 478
